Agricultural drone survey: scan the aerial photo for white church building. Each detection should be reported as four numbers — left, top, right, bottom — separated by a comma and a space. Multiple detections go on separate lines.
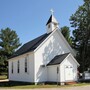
8, 13, 80, 84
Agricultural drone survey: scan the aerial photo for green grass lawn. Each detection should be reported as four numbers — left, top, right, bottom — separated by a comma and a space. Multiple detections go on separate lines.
0, 81, 90, 89
0, 75, 7, 80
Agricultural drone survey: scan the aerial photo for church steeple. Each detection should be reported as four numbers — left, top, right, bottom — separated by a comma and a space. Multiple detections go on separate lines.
46, 10, 59, 34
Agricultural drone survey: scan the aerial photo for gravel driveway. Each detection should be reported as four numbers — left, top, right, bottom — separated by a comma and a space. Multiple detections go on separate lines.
0, 85, 90, 90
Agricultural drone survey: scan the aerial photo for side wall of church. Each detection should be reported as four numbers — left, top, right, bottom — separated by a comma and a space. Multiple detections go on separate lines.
9, 52, 35, 82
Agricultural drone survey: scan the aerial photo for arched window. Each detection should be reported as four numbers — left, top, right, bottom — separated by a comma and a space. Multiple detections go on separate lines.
17, 60, 20, 73
25, 57, 27, 73
11, 62, 13, 74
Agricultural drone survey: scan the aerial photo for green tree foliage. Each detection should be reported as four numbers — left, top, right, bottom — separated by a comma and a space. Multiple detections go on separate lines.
70, 0, 90, 72
61, 26, 72, 46
0, 28, 21, 74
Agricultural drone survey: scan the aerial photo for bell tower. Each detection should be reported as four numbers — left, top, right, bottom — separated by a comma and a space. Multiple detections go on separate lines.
46, 9, 59, 34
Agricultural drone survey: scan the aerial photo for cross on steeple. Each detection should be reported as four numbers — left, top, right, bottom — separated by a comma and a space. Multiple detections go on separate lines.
46, 9, 59, 33
50, 9, 54, 15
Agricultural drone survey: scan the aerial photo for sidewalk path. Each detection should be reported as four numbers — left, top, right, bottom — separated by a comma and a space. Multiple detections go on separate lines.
0, 85, 90, 90
0, 79, 8, 82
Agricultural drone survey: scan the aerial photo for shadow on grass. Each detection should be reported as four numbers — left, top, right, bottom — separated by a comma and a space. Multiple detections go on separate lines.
0, 81, 31, 87
79, 79, 90, 83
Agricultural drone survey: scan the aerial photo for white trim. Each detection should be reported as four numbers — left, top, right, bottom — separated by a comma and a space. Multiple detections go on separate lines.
47, 53, 79, 67
69, 53, 80, 66
34, 28, 76, 57
56, 29, 76, 56
60, 53, 80, 66
8, 28, 57, 61
60, 54, 70, 66
8, 51, 34, 61
47, 64, 60, 67
8, 28, 76, 61
34, 28, 57, 52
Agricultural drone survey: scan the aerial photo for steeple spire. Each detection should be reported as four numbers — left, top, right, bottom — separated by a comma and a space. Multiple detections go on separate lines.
46, 10, 59, 33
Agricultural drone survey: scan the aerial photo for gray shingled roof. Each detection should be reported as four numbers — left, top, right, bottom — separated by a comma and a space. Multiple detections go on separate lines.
46, 15, 52, 25
9, 33, 51, 59
47, 53, 70, 66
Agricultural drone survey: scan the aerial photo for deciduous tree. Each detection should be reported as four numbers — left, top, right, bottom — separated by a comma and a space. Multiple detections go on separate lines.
70, 0, 90, 72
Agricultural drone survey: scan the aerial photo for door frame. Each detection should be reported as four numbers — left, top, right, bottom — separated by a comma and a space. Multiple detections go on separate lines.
64, 65, 74, 82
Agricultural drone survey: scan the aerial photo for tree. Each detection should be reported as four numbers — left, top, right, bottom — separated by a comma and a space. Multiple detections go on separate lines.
0, 27, 21, 74
61, 26, 72, 46
70, 0, 90, 72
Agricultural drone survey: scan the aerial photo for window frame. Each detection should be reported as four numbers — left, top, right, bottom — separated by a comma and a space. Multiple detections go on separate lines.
11, 62, 13, 74
17, 60, 20, 73
48, 24, 50, 28
25, 57, 28, 73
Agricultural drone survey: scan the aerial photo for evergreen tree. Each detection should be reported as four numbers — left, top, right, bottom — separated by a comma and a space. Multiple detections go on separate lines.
61, 26, 72, 46
70, 0, 90, 72
0, 27, 21, 74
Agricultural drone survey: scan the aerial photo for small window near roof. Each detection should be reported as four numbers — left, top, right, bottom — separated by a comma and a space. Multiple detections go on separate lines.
25, 57, 27, 73
66, 66, 68, 68
54, 23, 57, 27
48, 24, 50, 28
70, 66, 73, 68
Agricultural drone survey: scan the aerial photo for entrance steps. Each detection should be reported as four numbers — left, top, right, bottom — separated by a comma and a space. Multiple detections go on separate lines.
65, 81, 77, 85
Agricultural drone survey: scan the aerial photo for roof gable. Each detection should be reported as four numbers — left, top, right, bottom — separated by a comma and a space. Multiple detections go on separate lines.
9, 33, 51, 59
46, 15, 58, 25
46, 15, 52, 25
34, 29, 76, 56
57, 30, 76, 56
69, 53, 80, 66
47, 53, 69, 66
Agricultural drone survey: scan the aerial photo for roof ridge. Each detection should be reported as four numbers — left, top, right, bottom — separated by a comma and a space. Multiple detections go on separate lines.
9, 33, 51, 59
55, 53, 70, 57
46, 15, 52, 25
23, 33, 47, 46
27, 33, 50, 51
47, 53, 70, 66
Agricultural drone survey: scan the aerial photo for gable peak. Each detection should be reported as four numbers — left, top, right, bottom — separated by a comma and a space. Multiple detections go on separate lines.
46, 15, 58, 25
46, 14, 59, 34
